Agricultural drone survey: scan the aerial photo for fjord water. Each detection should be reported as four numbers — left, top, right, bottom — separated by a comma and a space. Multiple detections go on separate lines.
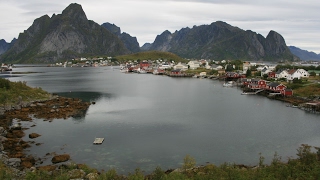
6, 66, 320, 174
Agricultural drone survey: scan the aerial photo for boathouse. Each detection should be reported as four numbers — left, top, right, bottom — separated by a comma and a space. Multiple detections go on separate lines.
266, 82, 286, 92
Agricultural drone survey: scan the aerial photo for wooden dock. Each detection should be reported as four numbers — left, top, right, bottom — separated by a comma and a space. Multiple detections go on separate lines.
93, 138, 104, 145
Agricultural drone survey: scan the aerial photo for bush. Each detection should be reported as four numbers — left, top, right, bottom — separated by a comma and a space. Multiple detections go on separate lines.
0, 78, 10, 90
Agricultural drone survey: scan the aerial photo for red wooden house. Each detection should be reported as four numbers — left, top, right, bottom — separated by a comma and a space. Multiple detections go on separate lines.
140, 61, 150, 68
247, 79, 267, 89
266, 82, 286, 92
225, 72, 245, 78
283, 89, 293, 96
268, 72, 276, 78
171, 69, 182, 75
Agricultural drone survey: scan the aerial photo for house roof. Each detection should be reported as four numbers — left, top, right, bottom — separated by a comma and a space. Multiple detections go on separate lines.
288, 69, 297, 75
268, 82, 281, 87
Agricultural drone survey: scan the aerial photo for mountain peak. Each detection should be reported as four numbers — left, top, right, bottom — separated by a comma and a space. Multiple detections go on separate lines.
101, 23, 121, 35
0, 3, 129, 63
62, 3, 87, 22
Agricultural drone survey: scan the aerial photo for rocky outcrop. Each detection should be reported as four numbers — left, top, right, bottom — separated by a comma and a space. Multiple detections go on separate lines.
28, 133, 41, 139
148, 21, 297, 61
0, 96, 90, 172
51, 154, 70, 164
0, 3, 129, 63
101, 22, 140, 53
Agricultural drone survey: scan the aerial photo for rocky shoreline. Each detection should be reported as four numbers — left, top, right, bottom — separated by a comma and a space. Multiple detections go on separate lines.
0, 96, 92, 178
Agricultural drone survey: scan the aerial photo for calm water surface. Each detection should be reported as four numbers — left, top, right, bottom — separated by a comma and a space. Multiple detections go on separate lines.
3, 66, 320, 174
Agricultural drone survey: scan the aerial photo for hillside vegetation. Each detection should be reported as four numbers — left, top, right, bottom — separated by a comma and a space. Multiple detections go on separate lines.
115, 51, 187, 63
0, 78, 51, 106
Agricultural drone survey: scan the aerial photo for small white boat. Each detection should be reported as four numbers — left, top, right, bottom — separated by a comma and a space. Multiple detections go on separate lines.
138, 69, 147, 74
223, 81, 234, 87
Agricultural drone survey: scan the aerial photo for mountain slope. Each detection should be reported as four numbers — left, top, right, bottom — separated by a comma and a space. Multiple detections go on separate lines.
288, 46, 320, 61
149, 21, 297, 61
0, 3, 129, 63
0, 39, 16, 55
101, 23, 140, 53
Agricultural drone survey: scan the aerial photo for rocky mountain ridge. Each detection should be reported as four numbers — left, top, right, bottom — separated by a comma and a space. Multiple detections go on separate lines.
144, 21, 297, 61
0, 3, 312, 63
288, 46, 320, 61
0, 3, 129, 63
0, 39, 16, 55
101, 23, 140, 53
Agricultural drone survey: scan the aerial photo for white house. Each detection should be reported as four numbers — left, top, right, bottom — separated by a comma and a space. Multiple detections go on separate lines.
174, 62, 188, 70
199, 72, 207, 77
257, 65, 269, 71
287, 69, 310, 81
260, 67, 272, 77
275, 69, 289, 79
243, 61, 251, 74
211, 64, 223, 70
188, 61, 200, 70
221, 60, 226, 64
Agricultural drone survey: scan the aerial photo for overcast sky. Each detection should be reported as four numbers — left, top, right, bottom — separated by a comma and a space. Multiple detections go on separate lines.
1, 0, 319, 53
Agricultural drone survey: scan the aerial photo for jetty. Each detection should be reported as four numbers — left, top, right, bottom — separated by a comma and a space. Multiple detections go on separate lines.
241, 89, 264, 95
93, 138, 104, 145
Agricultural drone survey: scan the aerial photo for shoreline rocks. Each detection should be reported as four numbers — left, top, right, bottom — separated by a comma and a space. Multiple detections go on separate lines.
0, 96, 91, 173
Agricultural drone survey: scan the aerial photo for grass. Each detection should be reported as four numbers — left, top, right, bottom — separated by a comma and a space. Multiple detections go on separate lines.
1, 145, 320, 179
293, 83, 320, 97
0, 78, 52, 106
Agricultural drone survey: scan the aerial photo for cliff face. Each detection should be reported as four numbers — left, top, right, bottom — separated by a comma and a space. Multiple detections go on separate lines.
148, 21, 297, 61
101, 23, 140, 53
0, 3, 129, 63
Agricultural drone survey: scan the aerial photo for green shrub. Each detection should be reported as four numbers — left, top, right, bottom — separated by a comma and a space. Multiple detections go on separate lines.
0, 78, 10, 89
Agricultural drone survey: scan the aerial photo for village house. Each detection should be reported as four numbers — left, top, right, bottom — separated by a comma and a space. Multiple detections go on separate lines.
199, 72, 207, 77
243, 61, 251, 73
188, 60, 200, 69
174, 62, 188, 70
211, 64, 224, 70
287, 69, 310, 81
266, 82, 287, 92
170, 69, 182, 75
275, 69, 289, 79
247, 79, 267, 89
261, 67, 273, 77
268, 72, 276, 79
140, 61, 150, 68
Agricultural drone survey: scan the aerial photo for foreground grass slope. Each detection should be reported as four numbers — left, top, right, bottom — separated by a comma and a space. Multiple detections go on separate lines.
0, 145, 319, 179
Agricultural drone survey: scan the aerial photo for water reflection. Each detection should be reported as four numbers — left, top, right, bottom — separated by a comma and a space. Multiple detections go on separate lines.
56, 91, 118, 122
56, 91, 115, 102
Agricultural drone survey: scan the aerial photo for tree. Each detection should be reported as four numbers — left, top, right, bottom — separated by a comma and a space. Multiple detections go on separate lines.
255, 71, 261, 77
246, 69, 252, 77
263, 74, 268, 79
182, 155, 196, 171
310, 71, 316, 76
225, 64, 234, 72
